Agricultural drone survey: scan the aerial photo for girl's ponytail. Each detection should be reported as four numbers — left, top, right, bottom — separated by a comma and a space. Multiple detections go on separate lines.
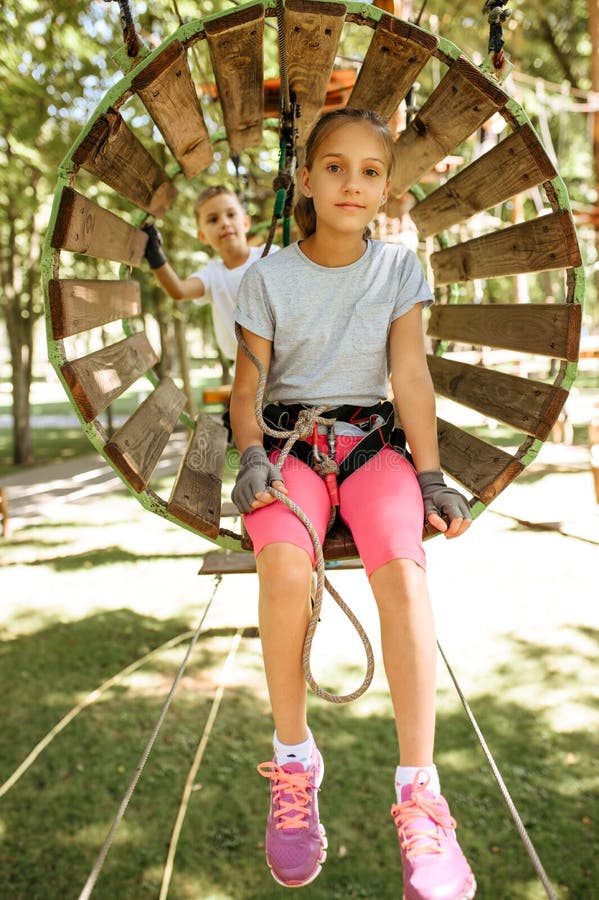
294, 194, 317, 238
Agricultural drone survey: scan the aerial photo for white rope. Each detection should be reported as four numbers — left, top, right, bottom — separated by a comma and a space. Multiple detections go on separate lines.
159, 626, 245, 899
0, 629, 195, 801
78, 576, 222, 900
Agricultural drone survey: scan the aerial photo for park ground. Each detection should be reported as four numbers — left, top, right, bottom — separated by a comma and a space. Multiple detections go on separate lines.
0, 369, 598, 899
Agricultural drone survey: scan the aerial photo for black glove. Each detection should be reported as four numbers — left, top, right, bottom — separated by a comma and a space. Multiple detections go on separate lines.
232, 446, 284, 514
417, 470, 471, 523
142, 222, 167, 269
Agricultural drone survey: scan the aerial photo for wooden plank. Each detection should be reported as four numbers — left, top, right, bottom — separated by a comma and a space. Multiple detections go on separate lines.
72, 110, 177, 217
427, 355, 568, 440
349, 16, 438, 121
61, 332, 159, 423
411, 125, 557, 237
200, 549, 365, 574
284, 0, 346, 145
167, 413, 228, 539
430, 211, 582, 284
204, 6, 265, 154
427, 302, 581, 360
132, 40, 213, 178
437, 418, 524, 504
51, 187, 147, 266
104, 377, 187, 493
48, 279, 141, 339
391, 56, 508, 196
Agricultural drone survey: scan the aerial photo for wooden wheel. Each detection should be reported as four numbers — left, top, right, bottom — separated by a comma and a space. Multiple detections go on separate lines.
42, 1, 583, 558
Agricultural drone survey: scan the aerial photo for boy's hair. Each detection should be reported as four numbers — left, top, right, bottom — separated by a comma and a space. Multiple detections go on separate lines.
194, 185, 245, 224
294, 108, 395, 239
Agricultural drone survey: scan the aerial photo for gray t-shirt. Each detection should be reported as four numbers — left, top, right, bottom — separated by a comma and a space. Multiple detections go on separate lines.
235, 240, 433, 406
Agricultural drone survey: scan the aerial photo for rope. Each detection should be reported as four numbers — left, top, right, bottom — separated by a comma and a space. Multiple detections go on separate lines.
482, 0, 512, 71
0, 628, 196, 801
437, 641, 558, 900
235, 323, 375, 704
78, 576, 222, 900
159, 625, 245, 899
105, 0, 142, 57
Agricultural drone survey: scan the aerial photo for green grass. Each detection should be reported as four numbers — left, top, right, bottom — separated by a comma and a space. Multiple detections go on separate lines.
1, 489, 597, 899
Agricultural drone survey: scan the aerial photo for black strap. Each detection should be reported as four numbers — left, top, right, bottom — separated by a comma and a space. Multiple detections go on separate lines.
262, 401, 409, 484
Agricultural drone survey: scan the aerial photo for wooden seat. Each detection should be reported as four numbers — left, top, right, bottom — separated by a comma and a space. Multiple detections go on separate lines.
42, 1, 583, 555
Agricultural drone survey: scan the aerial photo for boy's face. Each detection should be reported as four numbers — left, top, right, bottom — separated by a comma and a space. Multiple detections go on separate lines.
197, 194, 250, 256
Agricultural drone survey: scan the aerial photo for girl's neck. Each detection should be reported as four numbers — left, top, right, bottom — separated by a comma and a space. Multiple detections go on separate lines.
299, 230, 368, 268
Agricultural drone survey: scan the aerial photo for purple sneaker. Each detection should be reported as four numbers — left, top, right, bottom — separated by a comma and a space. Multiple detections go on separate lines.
257, 744, 327, 888
391, 772, 476, 900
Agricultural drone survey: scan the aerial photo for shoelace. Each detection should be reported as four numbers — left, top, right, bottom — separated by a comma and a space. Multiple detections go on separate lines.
391, 790, 457, 860
257, 762, 317, 830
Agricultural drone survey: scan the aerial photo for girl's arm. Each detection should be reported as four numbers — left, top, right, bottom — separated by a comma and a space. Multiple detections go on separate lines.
389, 304, 469, 538
230, 326, 286, 509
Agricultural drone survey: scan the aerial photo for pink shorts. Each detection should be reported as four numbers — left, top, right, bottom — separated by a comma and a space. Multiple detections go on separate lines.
243, 434, 426, 577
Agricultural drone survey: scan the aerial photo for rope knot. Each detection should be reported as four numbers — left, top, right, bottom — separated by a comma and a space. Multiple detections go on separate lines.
313, 455, 339, 478
294, 408, 321, 440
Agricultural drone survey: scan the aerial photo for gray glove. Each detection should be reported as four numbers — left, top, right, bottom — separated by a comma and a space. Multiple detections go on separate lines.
232, 446, 284, 513
417, 470, 471, 522
142, 222, 167, 269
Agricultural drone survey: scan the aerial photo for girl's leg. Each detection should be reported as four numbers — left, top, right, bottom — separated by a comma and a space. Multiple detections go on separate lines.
244, 451, 331, 743
369, 558, 436, 764
256, 542, 313, 744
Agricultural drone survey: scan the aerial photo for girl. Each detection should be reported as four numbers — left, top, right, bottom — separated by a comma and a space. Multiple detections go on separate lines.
230, 108, 476, 900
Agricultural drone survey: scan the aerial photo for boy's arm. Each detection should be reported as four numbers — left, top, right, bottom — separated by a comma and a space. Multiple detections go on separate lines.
143, 223, 206, 301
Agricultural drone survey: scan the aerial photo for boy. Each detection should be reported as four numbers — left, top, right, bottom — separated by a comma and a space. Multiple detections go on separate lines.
143, 185, 278, 364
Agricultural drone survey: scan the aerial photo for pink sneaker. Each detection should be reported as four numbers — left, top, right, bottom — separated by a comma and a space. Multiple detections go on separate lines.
391, 771, 476, 900
257, 744, 327, 888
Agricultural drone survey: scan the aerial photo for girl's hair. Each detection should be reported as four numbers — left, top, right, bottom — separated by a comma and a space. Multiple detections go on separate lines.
194, 185, 244, 224
294, 108, 395, 239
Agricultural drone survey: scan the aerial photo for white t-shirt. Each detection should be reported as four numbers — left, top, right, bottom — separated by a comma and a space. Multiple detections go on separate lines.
235, 240, 433, 406
190, 244, 279, 361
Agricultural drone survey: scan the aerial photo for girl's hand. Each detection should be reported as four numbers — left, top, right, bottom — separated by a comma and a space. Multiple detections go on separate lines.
232, 446, 287, 513
417, 470, 471, 539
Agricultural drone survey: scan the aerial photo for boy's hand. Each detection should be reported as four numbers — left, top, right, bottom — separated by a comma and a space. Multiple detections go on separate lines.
417, 470, 471, 539
232, 446, 287, 513
142, 222, 167, 269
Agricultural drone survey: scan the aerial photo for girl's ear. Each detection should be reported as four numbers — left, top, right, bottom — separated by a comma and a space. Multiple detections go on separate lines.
300, 167, 312, 198
380, 178, 391, 206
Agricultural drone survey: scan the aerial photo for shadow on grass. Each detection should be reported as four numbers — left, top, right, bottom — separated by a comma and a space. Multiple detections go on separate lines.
0, 612, 596, 900
3, 547, 205, 571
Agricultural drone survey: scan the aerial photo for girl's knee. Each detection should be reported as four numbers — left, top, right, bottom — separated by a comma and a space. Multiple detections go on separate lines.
257, 543, 313, 599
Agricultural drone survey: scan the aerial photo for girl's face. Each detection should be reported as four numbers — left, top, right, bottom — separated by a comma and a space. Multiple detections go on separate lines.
300, 121, 391, 237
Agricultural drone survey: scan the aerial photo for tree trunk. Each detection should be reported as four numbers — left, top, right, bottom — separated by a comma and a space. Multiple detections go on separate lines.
0, 142, 35, 465
173, 312, 196, 416
589, 0, 599, 322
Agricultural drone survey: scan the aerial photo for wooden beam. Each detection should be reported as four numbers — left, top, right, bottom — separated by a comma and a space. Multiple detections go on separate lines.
411, 124, 557, 237
427, 302, 581, 360
430, 210, 582, 284
284, 0, 346, 145
133, 40, 213, 178
51, 187, 147, 266
48, 279, 141, 339
104, 377, 186, 493
72, 110, 177, 217
391, 56, 508, 196
61, 332, 159, 423
204, 5, 265, 154
349, 16, 438, 121
428, 354, 568, 440
167, 413, 228, 539
437, 418, 524, 504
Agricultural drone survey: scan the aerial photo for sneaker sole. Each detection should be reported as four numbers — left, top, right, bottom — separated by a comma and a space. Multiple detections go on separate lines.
268, 824, 328, 889
402, 873, 477, 900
